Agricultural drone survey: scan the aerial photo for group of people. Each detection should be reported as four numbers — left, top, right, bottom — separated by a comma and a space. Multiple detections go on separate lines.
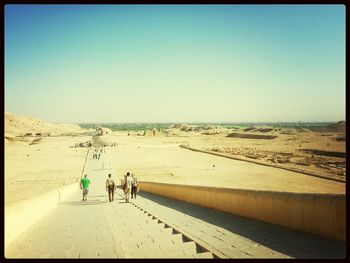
123, 172, 139, 203
79, 172, 139, 203
92, 147, 104, 159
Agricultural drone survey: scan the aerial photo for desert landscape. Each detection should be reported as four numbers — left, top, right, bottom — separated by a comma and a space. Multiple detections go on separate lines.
5, 112, 346, 208
4, 5, 346, 258
163, 123, 346, 182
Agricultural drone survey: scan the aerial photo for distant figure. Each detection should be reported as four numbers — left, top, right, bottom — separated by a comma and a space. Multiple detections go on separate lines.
131, 174, 138, 199
106, 173, 116, 202
98, 153, 101, 160
80, 174, 91, 202
124, 172, 133, 203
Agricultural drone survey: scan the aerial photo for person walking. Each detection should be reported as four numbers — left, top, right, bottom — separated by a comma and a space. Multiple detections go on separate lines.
124, 172, 133, 203
105, 173, 116, 202
131, 174, 138, 199
122, 174, 127, 192
80, 174, 91, 202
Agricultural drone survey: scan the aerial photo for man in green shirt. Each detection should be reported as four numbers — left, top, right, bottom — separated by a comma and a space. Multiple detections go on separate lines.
80, 174, 91, 202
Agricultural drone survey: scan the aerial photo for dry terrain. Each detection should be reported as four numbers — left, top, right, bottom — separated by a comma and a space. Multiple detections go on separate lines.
103, 133, 345, 194
4, 112, 346, 207
4, 112, 93, 206
4, 136, 89, 206
160, 123, 346, 182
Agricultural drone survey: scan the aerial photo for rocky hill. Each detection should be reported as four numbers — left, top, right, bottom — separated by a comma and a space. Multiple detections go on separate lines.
5, 112, 88, 138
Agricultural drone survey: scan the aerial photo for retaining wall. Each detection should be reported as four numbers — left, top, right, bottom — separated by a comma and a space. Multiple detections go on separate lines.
5, 149, 90, 248
5, 183, 79, 247
139, 182, 346, 241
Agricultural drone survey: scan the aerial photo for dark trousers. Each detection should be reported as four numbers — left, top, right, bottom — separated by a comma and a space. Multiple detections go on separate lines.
131, 186, 137, 199
108, 185, 115, 202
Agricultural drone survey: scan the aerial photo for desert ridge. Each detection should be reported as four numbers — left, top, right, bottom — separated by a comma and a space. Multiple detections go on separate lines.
5, 111, 89, 139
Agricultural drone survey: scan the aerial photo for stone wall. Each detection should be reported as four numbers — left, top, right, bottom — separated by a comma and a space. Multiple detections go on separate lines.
138, 182, 345, 241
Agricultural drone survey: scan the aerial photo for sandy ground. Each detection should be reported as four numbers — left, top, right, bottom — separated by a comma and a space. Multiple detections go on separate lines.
4, 112, 88, 138
4, 136, 90, 206
5, 132, 345, 208
105, 133, 344, 194
4, 112, 346, 207
144, 125, 346, 182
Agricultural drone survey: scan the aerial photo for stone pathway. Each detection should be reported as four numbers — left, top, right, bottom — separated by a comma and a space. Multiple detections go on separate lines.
5, 148, 211, 258
5, 148, 346, 258
131, 191, 346, 258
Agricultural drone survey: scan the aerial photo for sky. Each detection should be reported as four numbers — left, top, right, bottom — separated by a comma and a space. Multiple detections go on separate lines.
5, 5, 345, 123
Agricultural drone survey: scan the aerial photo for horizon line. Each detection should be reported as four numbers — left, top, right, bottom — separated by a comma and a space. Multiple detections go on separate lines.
76, 120, 343, 125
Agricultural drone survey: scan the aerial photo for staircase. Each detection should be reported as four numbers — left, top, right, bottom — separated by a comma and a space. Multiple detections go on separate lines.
103, 191, 214, 258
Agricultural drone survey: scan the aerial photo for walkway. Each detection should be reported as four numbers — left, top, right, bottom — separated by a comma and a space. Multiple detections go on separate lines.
5, 148, 346, 258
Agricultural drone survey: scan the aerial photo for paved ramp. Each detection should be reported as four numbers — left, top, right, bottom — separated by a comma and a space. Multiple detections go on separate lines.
5, 149, 345, 258
133, 191, 345, 258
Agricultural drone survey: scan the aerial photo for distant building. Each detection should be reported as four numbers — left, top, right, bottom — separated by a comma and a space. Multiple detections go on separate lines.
95, 126, 112, 136
91, 126, 115, 146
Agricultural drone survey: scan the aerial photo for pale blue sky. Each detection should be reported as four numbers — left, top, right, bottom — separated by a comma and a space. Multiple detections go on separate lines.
5, 5, 345, 123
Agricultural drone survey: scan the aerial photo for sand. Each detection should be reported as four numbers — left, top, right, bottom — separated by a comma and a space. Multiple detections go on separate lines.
4, 113, 346, 207
162, 124, 346, 182
4, 136, 90, 206
4, 112, 90, 138
106, 133, 345, 194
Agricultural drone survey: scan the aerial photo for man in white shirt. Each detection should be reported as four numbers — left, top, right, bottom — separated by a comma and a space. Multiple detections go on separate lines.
124, 172, 133, 203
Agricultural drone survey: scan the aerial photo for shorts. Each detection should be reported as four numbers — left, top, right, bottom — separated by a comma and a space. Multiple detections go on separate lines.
83, 188, 89, 195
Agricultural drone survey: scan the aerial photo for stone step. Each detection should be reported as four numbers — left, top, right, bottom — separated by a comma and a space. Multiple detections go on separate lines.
126, 245, 195, 259
193, 251, 214, 258
122, 239, 158, 252
115, 219, 171, 240
115, 213, 160, 226
120, 230, 200, 257
150, 234, 182, 247
161, 239, 197, 253
124, 242, 163, 257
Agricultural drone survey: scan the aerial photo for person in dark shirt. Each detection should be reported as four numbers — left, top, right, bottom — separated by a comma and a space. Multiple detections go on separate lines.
105, 173, 116, 202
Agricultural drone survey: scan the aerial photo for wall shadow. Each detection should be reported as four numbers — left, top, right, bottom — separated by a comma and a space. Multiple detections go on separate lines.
138, 191, 346, 259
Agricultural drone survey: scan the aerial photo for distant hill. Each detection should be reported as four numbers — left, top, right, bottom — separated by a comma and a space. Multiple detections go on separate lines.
5, 112, 88, 137
316, 121, 346, 133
